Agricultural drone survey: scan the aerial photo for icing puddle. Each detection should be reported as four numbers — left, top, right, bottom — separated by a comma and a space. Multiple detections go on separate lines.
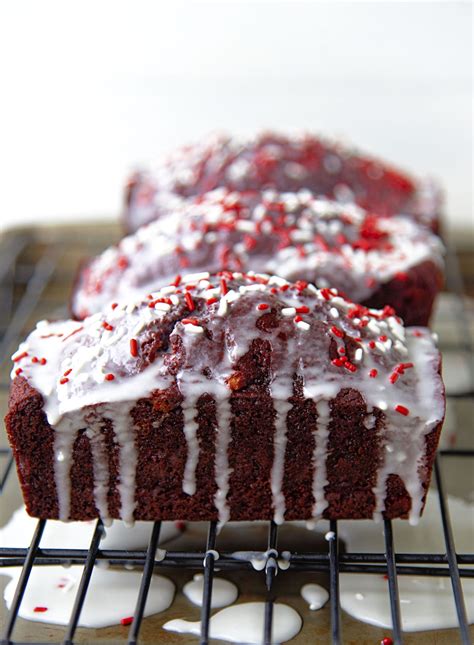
0, 505, 183, 550
163, 601, 302, 644
336, 493, 474, 631
183, 573, 238, 608
3, 566, 174, 628
300, 583, 329, 611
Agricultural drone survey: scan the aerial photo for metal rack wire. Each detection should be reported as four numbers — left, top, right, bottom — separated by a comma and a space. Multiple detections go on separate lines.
0, 228, 472, 645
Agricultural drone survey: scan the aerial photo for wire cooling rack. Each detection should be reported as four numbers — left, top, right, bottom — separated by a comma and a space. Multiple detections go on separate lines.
0, 225, 473, 645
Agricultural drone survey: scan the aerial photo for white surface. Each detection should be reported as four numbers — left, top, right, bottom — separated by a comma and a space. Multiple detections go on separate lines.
0, 1, 472, 235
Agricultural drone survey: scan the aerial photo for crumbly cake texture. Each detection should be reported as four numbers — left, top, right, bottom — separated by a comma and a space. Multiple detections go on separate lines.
124, 132, 442, 233
74, 190, 444, 325
7, 272, 445, 525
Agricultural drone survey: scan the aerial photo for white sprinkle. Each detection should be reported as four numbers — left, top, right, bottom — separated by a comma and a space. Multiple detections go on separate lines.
368, 319, 381, 334
155, 302, 171, 312
329, 307, 339, 319
184, 325, 204, 334
205, 232, 217, 243
296, 320, 310, 331
394, 340, 409, 356
354, 348, 363, 362
182, 271, 210, 283
235, 219, 256, 233
378, 401, 388, 411
217, 298, 228, 317
281, 307, 296, 317
226, 290, 240, 302
268, 275, 288, 287
125, 302, 137, 314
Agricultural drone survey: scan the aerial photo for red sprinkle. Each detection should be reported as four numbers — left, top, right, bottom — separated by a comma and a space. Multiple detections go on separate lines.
331, 325, 344, 339
33, 606, 48, 613
344, 361, 357, 372
105, 373, 115, 381
32, 356, 39, 363
220, 278, 228, 296
331, 358, 345, 367
296, 305, 310, 314
389, 372, 399, 384
257, 303, 269, 311
294, 315, 303, 323
182, 318, 199, 326
206, 297, 218, 305
130, 338, 139, 357
381, 638, 394, 645
111, 302, 118, 310
102, 322, 114, 331
294, 280, 308, 292
15, 368, 22, 376
379, 335, 388, 342
320, 288, 333, 301
395, 404, 410, 416
368, 340, 376, 349
39, 358, 47, 365
395, 272, 408, 282
13, 351, 28, 363
117, 256, 128, 269
59, 377, 69, 384
184, 291, 195, 311
120, 616, 133, 626
279, 284, 289, 292
369, 369, 378, 378
63, 369, 72, 376
171, 274, 181, 287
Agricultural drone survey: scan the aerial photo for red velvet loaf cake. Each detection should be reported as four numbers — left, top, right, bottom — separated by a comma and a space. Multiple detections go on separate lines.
73, 190, 444, 325
7, 272, 445, 525
124, 132, 442, 233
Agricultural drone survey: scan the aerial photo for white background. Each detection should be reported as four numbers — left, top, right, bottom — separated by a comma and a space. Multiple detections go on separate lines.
0, 1, 472, 241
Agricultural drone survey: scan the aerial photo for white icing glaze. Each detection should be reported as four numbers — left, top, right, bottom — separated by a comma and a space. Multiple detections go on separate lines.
183, 573, 238, 608
10, 272, 445, 525
300, 583, 329, 611
163, 601, 302, 643
0, 506, 184, 549
270, 378, 293, 525
2, 566, 174, 628
311, 399, 331, 519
